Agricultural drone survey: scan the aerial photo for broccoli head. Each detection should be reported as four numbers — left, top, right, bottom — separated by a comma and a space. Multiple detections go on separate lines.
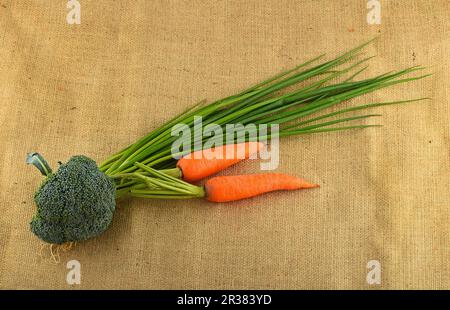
30, 155, 116, 244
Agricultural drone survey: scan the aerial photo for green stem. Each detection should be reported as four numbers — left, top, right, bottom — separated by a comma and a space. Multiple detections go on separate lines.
26, 153, 52, 176
159, 168, 182, 179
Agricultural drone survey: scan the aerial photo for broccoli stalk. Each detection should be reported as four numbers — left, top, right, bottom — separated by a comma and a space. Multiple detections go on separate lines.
27, 154, 116, 244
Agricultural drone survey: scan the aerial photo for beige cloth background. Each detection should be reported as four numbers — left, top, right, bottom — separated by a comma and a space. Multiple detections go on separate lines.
0, 0, 448, 289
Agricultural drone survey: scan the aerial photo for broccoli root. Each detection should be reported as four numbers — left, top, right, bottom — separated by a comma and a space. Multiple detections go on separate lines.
29, 155, 116, 244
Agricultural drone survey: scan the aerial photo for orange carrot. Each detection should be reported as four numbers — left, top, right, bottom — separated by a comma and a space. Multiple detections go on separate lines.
204, 173, 319, 202
177, 142, 264, 182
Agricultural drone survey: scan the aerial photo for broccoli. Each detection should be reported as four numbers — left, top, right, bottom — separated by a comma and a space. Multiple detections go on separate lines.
29, 155, 116, 244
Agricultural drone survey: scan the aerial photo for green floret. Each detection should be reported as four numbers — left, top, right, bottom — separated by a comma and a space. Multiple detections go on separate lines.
30, 155, 116, 244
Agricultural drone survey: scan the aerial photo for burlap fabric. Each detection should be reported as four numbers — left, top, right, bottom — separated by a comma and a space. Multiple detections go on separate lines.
0, 0, 448, 289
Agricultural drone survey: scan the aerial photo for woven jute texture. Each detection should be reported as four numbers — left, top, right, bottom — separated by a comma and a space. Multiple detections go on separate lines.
0, 0, 448, 289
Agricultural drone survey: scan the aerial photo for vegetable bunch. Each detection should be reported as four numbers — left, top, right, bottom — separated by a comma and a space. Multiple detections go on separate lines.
28, 40, 428, 244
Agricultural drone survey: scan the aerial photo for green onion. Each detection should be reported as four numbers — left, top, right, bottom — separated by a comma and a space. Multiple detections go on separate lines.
98, 40, 429, 197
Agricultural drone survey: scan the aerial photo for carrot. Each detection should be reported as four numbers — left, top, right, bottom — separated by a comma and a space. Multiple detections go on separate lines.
176, 142, 264, 182
204, 173, 319, 202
